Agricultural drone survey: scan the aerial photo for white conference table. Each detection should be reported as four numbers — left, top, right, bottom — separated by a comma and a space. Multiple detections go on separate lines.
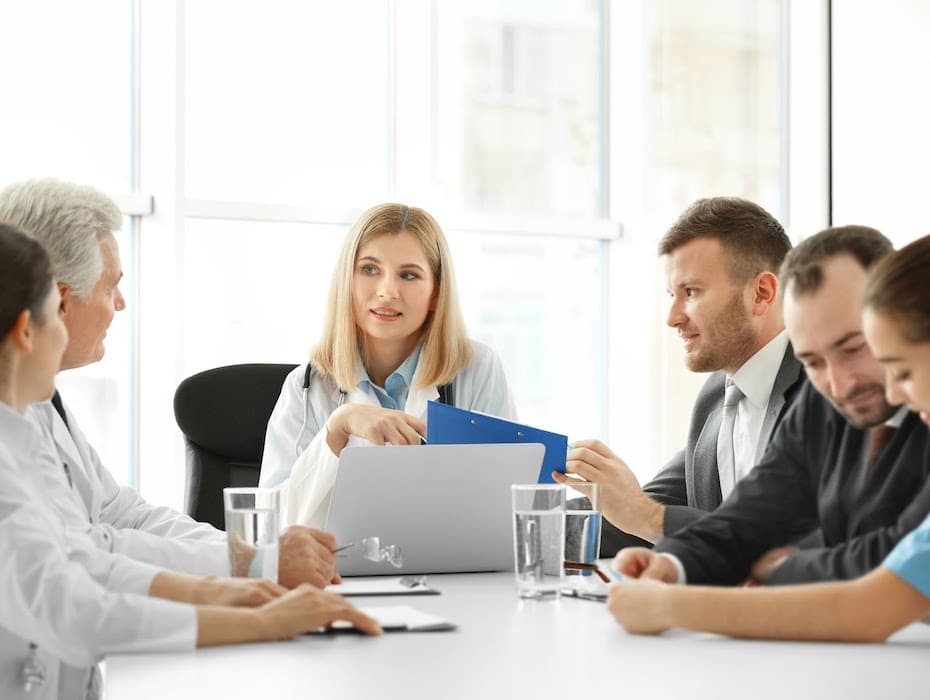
104, 571, 930, 700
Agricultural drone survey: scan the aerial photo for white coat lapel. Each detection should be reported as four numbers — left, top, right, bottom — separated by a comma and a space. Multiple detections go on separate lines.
405, 359, 439, 418
404, 385, 438, 420
33, 402, 83, 470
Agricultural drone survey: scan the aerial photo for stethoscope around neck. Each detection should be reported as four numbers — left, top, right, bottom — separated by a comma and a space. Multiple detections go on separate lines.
294, 364, 347, 457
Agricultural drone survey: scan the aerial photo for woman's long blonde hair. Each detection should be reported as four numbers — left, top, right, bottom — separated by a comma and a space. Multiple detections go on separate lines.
311, 203, 472, 391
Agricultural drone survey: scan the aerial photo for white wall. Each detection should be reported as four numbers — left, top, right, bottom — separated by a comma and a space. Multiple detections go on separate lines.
832, 0, 930, 245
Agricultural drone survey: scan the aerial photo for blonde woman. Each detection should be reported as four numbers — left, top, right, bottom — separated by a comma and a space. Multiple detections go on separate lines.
260, 204, 516, 527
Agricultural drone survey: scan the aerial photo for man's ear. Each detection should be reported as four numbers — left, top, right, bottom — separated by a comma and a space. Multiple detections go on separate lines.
8, 309, 33, 352
58, 282, 72, 316
752, 271, 779, 313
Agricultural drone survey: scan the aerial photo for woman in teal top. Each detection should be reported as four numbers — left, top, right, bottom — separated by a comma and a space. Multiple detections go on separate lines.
608, 233, 930, 642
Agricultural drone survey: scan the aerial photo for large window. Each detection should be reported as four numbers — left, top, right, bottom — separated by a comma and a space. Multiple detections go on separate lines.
172, 0, 612, 469
608, 0, 789, 477
434, 1, 603, 217
184, 1, 390, 207
1, 1, 801, 508
0, 1, 137, 486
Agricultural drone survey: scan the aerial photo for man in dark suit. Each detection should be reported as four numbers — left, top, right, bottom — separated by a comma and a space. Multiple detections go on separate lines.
614, 226, 930, 585
558, 197, 804, 555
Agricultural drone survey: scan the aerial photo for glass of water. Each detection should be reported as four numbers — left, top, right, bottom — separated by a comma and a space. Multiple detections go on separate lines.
223, 487, 281, 581
563, 480, 602, 595
511, 484, 565, 599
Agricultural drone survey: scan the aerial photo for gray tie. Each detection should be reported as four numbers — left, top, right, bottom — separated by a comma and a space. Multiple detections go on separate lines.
717, 380, 744, 499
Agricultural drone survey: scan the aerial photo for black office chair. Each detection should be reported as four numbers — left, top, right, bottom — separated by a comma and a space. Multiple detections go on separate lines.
173, 363, 297, 529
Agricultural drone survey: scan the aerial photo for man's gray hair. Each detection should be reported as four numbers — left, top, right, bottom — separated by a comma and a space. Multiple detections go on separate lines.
0, 179, 122, 298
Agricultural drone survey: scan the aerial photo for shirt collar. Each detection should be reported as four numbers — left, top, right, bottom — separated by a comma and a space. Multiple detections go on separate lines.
729, 330, 790, 409
887, 406, 909, 428
356, 345, 422, 392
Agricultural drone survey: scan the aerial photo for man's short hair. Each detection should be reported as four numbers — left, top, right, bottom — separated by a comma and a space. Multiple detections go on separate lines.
0, 178, 122, 298
779, 225, 892, 299
658, 197, 791, 284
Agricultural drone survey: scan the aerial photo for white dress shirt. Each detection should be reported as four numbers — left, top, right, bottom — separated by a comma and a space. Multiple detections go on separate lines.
719, 330, 790, 497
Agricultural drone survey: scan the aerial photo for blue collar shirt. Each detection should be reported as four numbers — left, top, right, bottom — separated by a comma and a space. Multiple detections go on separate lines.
356, 346, 422, 411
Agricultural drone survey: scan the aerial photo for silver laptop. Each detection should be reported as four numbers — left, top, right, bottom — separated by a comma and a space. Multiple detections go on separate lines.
325, 443, 545, 576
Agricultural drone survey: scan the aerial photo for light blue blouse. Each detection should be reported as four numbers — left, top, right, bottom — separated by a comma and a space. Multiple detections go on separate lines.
357, 346, 422, 411
884, 511, 930, 598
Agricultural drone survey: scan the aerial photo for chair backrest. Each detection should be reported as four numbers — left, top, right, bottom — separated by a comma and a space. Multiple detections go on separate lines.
173, 363, 296, 529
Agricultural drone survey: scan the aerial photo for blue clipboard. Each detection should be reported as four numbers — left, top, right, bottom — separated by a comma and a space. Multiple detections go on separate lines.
426, 401, 567, 484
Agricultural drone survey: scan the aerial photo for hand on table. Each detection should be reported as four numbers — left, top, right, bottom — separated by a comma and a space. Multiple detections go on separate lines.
613, 547, 680, 583
258, 585, 382, 639
607, 578, 674, 635
279, 526, 342, 588
555, 439, 665, 543
194, 576, 287, 607
326, 404, 426, 456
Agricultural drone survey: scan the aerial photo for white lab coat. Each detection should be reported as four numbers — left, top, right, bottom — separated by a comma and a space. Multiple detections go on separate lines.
259, 340, 517, 528
26, 399, 229, 576
0, 404, 196, 700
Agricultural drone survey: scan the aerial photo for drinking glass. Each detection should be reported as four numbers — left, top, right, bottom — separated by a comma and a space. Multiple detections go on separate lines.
511, 484, 565, 599
563, 480, 602, 596
223, 487, 281, 581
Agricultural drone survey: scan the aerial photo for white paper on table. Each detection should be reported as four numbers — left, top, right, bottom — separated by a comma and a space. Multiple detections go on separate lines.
329, 605, 455, 633
326, 577, 439, 596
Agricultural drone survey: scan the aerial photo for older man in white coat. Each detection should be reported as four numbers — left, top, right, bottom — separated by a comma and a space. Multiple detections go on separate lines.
0, 178, 338, 588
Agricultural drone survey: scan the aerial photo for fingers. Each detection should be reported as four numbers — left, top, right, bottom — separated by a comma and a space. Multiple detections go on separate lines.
641, 555, 678, 583
245, 587, 276, 607
613, 547, 653, 578
260, 579, 288, 597
569, 439, 614, 459
345, 406, 426, 446
278, 528, 338, 589
402, 414, 427, 436
564, 458, 603, 482
565, 445, 613, 478
289, 588, 382, 636
333, 605, 382, 636
385, 421, 422, 446
311, 529, 337, 551
368, 417, 419, 446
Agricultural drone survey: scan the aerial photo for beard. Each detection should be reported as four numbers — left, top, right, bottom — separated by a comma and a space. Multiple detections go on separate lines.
833, 382, 898, 429
683, 291, 758, 373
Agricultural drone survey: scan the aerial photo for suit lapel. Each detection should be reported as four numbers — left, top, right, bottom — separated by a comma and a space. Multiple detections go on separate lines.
754, 344, 805, 462
693, 406, 723, 510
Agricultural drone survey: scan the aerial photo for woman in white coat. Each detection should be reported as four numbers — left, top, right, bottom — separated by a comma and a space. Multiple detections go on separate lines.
260, 203, 516, 527
0, 225, 379, 699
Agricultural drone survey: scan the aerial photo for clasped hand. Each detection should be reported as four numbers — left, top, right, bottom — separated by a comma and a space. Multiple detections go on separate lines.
326, 404, 426, 456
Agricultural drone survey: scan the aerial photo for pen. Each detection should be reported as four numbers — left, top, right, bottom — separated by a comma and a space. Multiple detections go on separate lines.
563, 560, 625, 583
332, 542, 355, 554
